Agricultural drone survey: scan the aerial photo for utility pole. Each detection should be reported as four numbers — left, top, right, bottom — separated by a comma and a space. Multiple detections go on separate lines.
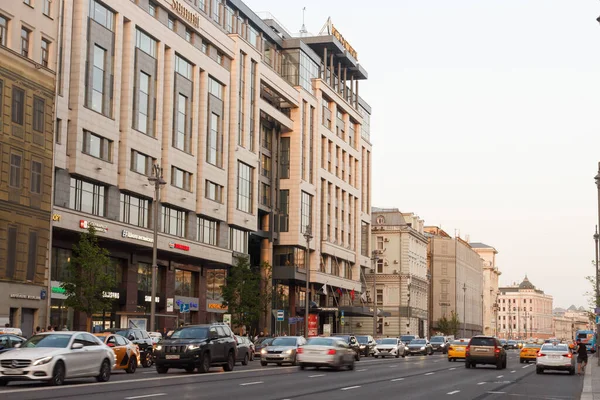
148, 164, 166, 332
372, 249, 382, 337
303, 225, 313, 338
594, 165, 600, 362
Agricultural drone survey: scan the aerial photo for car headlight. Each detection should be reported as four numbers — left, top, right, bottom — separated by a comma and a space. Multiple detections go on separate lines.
284, 349, 293, 355
188, 344, 200, 350
32, 356, 53, 366
440, 344, 445, 347
261, 349, 267, 354
420, 346, 425, 350
155, 345, 162, 351
359, 345, 365, 349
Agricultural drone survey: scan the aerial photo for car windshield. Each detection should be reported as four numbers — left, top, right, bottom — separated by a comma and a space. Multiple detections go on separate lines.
400, 336, 414, 342
524, 343, 540, 348
356, 336, 369, 344
115, 330, 131, 337
307, 338, 337, 346
257, 338, 274, 346
451, 340, 466, 345
272, 338, 298, 346
22, 334, 71, 348
170, 327, 208, 339
470, 337, 495, 346
380, 339, 398, 345
508, 340, 517, 344
332, 336, 350, 343
411, 339, 426, 344
430, 337, 444, 342
500, 339, 507, 344
541, 344, 568, 352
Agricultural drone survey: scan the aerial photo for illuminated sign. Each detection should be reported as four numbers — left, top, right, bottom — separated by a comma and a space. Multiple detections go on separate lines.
207, 300, 228, 313
169, 242, 190, 251
323, 18, 357, 60
52, 214, 61, 221
10, 294, 41, 300
145, 295, 161, 303
122, 230, 153, 243
171, 0, 200, 29
80, 220, 108, 233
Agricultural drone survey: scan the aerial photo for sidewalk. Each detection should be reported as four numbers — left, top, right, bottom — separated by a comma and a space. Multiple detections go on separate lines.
582, 356, 600, 400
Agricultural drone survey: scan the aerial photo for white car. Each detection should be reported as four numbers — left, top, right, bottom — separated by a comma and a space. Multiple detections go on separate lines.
373, 338, 406, 358
297, 337, 355, 370
536, 343, 575, 375
148, 332, 162, 345
0, 331, 115, 386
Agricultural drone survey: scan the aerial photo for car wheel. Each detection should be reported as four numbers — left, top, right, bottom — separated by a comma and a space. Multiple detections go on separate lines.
260, 361, 267, 367
401, 354, 405, 358
156, 365, 169, 374
355, 353, 360, 361
465, 361, 471, 369
126, 356, 137, 374
299, 363, 305, 370
292, 355, 299, 366
242, 353, 249, 366
395, 353, 400, 358
472, 363, 476, 368
448, 358, 452, 362
223, 350, 235, 372
141, 352, 152, 368
96, 359, 111, 382
348, 359, 355, 370
503, 359, 507, 369
569, 368, 575, 375
536, 367, 543, 374
0, 380, 7, 387
198, 352, 211, 373
373, 355, 378, 359
48, 361, 66, 386
520, 359, 524, 364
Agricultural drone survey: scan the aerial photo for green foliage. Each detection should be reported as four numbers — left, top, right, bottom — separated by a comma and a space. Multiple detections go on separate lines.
221, 255, 261, 330
449, 310, 461, 337
61, 227, 116, 329
437, 314, 450, 335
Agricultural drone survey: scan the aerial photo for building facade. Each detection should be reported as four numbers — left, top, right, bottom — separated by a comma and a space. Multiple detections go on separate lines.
426, 227, 483, 338
0, 0, 59, 336
552, 306, 591, 341
497, 276, 553, 340
470, 242, 502, 336
48, 0, 372, 333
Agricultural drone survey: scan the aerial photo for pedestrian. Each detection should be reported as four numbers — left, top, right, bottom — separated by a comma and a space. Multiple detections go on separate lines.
4, 323, 9, 328
162, 326, 168, 338
35, 326, 41, 336
576, 340, 588, 375
62, 325, 68, 331
47, 325, 54, 332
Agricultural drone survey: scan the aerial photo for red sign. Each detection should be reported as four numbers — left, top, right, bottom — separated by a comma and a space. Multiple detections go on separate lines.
308, 314, 319, 337
169, 242, 190, 251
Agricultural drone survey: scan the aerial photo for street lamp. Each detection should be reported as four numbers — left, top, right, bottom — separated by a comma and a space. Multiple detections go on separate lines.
462, 283, 467, 338
148, 164, 166, 332
594, 226, 599, 309
303, 225, 313, 339
371, 249, 383, 337
594, 162, 600, 361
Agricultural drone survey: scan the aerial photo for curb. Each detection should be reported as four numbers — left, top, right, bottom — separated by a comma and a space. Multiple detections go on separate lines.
582, 359, 594, 400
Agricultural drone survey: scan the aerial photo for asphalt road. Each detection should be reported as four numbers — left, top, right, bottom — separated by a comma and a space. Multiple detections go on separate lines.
0, 350, 584, 400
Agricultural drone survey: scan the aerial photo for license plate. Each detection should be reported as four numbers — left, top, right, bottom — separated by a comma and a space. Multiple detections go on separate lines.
479, 348, 490, 352
165, 355, 180, 360
3, 370, 23, 375
550, 355, 560, 359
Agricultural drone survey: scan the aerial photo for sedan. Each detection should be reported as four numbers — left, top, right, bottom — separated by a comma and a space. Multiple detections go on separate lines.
0, 334, 25, 354
254, 337, 274, 358
355, 335, 376, 357
447, 339, 469, 362
260, 336, 306, 366
406, 339, 433, 355
0, 332, 115, 386
297, 337, 355, 370
536, 343, 575, 375
519, 343, 541, 364
94, 333, 140, 373
235, 335, 253, 365
373, 338, 406, 358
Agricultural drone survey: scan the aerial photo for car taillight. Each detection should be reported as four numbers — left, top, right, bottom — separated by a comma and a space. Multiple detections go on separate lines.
448, 346, 453, 351
465, 345, 470, 355
327, 349, 336, 355
297, 348, 303, 354
494, 347, 500, 354
537, 352, 545, 357
563, 353, 572, 358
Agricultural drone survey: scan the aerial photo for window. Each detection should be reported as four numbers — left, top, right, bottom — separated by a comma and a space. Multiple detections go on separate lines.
175, 55, 192, 79
131, 150, 151, 174
279, 136, 290, 179
201, 40, 208, 54
279, 190, 289, 232
168, 15, 175, 31
21, 27, 30, 58
211, 0, 220, 23
30, 161, 42, 194
137, 72, 150, 133
175, 269, 197, 297
120, 193, 149, 228
197, 217, 217, 245
261, 123, 272, 150
33, 97, 45, 132
83, 131, 111, 161
376, 259, 383, 273
208, 77, 223, 99
161, 205, 186, 237
250, 61, 256, 151
69, 177, 105, 216
216, 52, 223, 65
309, 106, 314, 183
207, 112, 222, 166
51, 247, 71, 281
171, 166, 191, 191
260, 182, 270, 207
90, 0, 114, 31
137, 262, 162, 292
230, 228, 248, 253
185, 29, 192, 42
248, 25, 258, 48
237, 162, 253, 213
0, 15, 7, 47
91, 45, 106, 113
238, 53, 245, 146
136, 29, 157, 58
174, 93, 187, 151
375, 289, 383, 306
41, 39, 50, 67
5, 226, 17, 279
12, 87, 25, 125
301, 191, 312, 234
260, 154, 271, 178
148, 2, 156, 17
9, 153, 22, 188
376, 236, 384, 250
299, 51, 319, 92
205, 180, 223, 203
43, 0, 51, 16
198, 0, 206, 12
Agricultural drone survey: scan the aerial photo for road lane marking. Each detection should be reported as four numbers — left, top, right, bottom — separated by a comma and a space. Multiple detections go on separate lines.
449, 367, 456, 370
425, 372, 435, 375
240, 381, 263, 386
391, 378, 405, 382
447, 390, 460, 395
125, 395, 166, 400
522, 365, 528, 369
388, 365, 398, 368
511, 370, 516, 373
434, 360, 440, 363
142, 372, 155, 374
356, 369, 367, 371
496, 375, 503, 378
477, 382, 486, 385
340, 386, 361, 391
487, 392, 506, 394
309, 374, 325, 378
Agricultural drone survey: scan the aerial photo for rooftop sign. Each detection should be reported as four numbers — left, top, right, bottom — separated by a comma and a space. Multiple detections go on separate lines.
171, 0, 200, 29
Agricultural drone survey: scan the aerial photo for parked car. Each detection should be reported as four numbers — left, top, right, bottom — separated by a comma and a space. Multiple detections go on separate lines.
0, 332, 115, 386
373, 338, 406, 358
430, 336, 449, 353
154, 323, 237, 374
406, 338, 433, 355
355, 335, 376, 357
400, 335, 417, 344
254, 337, 274, 358
465, 335, 507, 370
235, 335, 253, 365
94, 333, 140, 373
330, 335, 361, 361
297, 337, 355, 370
0, 334, 25, 354
519, 342, 541, 364
536, 343, 575, 375
447, 338, 469, 362
148, 332, 163, 346
0, 327, 23, 337
105, 328, 154, 368
260, 336, 306, 366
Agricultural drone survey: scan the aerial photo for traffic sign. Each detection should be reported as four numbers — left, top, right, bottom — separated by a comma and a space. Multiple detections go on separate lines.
277, 310, 284, 321
596, 315, 600, 324
180, 303, 190, 313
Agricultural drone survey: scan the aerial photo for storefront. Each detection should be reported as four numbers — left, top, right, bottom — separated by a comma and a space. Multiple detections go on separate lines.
0, 283, 47, 337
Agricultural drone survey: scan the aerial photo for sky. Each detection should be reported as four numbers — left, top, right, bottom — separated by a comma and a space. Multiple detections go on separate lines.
245, 0, 600, 309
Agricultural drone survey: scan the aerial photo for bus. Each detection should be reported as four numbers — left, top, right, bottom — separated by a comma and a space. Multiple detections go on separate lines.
576, 329, 597, 353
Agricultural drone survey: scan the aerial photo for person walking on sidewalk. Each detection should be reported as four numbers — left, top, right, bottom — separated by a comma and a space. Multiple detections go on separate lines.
576, 339, 588, 375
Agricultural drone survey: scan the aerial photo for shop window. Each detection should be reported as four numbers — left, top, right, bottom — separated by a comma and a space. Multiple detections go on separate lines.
175, 269, 197, 297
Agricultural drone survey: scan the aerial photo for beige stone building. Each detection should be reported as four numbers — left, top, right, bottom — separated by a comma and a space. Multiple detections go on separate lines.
426, 227, 483, 338
497, 276, 553, 340
470, 242, 502, 336
553, 306, 591, 341
48, 0, 372, 333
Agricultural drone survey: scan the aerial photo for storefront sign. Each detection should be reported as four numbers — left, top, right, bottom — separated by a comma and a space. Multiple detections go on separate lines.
10, 293, 41, 300
51, 286, 66, 294
166, 298, 174, 313
52, 214, 61, 221
103, 291, 120, 299
145, 295, 160, 303
308, 314, 319, 337
169, 242, 190, 251
175, 296, 199, 311
80, 220, 108, 233
223, 314, 231, 326
171, 0, 200, 28
206, 300, 227, 313
122, 230, 153, 243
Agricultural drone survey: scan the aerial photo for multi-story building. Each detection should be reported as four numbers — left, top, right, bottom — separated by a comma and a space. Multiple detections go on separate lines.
552, 306, 591, 340
0, 0, 59, 335
352, 208, 428, 337
48, 0, 372, 333
470, 242, 502, 336
426, 227, 483, 338
497, 276, 553, 340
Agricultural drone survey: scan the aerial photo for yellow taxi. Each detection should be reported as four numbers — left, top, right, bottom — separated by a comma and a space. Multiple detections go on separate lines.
447, 338, 469, 362
519, 342, 541, 363
94, 332, 141, 373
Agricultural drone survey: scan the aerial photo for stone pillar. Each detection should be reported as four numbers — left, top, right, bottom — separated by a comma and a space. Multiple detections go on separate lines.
259, 238, 273, 335
329, 54, 334, 86
322, 47, 327, 80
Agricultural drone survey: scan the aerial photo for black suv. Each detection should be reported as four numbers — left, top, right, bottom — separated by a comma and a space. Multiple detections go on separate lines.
331, 335, 361, 361
355, 335, 376, 356
154, 323, 237, 373
106, 328, 154, 367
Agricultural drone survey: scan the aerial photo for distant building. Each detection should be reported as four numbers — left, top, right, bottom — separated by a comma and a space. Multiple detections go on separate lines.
470, 243, 502, 336
497, 276, 553, 340
552, 306, 591, 340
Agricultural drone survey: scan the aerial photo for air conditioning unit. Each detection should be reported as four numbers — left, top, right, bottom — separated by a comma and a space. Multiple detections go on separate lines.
356, 322, 363, 327
384, 321, 390, 326
393, 270, 398, 274
394, 260, 399, 264
384, 238, 390, 242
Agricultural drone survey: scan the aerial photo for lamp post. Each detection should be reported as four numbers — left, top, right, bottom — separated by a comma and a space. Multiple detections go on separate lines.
303, 225, 313, 339
480, 293, 484, 335
148, 164, 166, 332
594, 162, 600, 362
372, 249, 382, 337
462, 283, 467, 338
407, 278, 412, 334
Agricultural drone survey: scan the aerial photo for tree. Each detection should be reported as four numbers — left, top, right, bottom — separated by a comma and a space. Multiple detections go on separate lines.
61, 226, 116, 332
436, 314, 450, 335
448, 310, 461, 338
258, 261, 273, 336
221, 255, 261, 334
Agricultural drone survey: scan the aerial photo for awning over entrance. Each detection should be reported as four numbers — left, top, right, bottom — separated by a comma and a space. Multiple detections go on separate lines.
339, 306, 391, 318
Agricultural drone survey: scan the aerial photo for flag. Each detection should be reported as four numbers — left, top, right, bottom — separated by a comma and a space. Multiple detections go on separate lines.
321, 284, 327, 295
336, 287, 342, 296
360, 292, 367, 302
350, 289, 355, 301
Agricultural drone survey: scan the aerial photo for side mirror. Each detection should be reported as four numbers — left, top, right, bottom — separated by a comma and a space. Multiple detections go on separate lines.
128, 335, 135, 341
72, 343, 84, 350
107, 343, 115, 348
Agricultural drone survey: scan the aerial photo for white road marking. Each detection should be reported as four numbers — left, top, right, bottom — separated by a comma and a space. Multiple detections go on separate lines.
511, 370, 516, 373
357, 368, 367, 372
434, 360, 440, 363
449, 367, 456, 370
522, 365, 529, 369
309, 374, 325, 378
477, 382, 486, 385
125, 395, 166, 400
425, 372, 435, 375
497, 375, 504, 378
142, 372, 155, 374
340, 386, 361, 391
391, 378, 405, 382
447, 390, 460, 395
388, 365, 398, 368
240, 381, 263, 386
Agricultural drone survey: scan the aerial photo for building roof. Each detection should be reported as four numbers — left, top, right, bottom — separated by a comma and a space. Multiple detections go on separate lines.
469, 242, 492, 249
519, 276, 536, 290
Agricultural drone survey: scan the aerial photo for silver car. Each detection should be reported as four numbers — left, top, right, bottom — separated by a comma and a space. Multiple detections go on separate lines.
373, 338, 406, 358
536, 343, 575, 375
260, 336, 306, 366
297, 337, 355, 370
0, 332, 115, 386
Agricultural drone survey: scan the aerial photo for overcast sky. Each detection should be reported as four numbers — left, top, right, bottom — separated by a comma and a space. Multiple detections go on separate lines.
246, 0, 600, 308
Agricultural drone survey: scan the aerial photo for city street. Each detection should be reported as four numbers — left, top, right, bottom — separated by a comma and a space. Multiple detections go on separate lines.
0, 351, 584, 400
